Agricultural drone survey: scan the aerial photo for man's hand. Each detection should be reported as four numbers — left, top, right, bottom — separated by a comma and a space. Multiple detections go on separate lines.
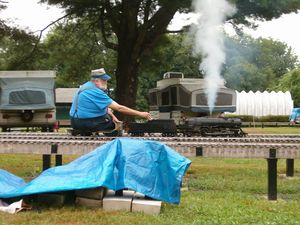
140, 112, 153, 120
108, 108, 121, 123
112, 116, 122, 124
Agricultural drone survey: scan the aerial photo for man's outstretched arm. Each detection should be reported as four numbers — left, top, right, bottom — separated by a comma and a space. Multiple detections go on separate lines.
108, 101, 152, 120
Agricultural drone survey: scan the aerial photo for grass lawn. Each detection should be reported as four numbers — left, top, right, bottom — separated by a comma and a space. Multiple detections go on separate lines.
1, 128, 300, 224
243, 126, 300, 134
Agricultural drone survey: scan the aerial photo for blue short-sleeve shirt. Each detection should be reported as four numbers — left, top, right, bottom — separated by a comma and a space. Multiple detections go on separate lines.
69, 81, 113, 118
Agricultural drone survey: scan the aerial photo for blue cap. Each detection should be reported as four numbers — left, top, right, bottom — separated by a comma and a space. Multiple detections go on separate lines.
91, 68, 111, 80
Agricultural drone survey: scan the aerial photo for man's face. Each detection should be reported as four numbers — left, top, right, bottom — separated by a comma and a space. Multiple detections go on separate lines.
94, 79, 108, 90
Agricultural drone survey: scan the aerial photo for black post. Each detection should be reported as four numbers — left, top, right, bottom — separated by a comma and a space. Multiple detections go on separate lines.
42, 154, 51, 171
267, 149, 278, 201
51, 143, 62, 167
196, 147, 203, 157
286, 159, 294, 177
55, 155, 63, 166
51, 144, 58, 154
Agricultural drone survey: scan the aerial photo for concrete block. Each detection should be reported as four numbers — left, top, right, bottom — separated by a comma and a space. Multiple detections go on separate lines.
105, 189, 135, 197
75, 197, 102, 208
133, 192, 145, 199
103, 195, 133, 211
37, 193, 65, 207
75, 187, 107, 200
132, 199, 162, 215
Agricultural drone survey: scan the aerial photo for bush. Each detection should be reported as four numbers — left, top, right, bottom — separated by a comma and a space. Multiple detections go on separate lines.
225, 114, 289, 122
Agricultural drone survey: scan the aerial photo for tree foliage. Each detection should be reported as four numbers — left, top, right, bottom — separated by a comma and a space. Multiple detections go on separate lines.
273, 68, 300, 107
40, 20, 117, 87
224, 35, 299, 92
0, 1, 43, 70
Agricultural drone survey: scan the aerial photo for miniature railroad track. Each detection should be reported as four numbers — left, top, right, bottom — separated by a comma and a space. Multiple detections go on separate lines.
0, 132, 299, 143
0, 132, 299, 158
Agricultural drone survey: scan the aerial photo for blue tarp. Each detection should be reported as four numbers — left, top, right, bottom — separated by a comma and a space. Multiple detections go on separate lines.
0, 169, 26, 194
0, 138, 191, 204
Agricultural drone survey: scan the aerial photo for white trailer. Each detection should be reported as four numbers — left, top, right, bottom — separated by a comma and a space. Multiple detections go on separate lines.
0, 71, 56, 131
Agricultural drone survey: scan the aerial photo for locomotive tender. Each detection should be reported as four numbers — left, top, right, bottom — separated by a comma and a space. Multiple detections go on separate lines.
127, 72, 245, 137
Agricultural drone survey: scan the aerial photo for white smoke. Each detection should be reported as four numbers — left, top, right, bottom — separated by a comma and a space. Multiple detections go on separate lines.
191, 0, 236, 112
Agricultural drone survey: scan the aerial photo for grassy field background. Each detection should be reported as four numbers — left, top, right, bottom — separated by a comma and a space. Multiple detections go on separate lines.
1, 127, 300, 225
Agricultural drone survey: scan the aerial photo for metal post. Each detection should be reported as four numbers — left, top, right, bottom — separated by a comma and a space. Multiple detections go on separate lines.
55, 155, 62, 166
42, 154, 51, 171
51, 143, 62, 167
196, 147, 203, 157
286, 159, 294, 177
51, 144, 58, 154
267, 149, 278, 200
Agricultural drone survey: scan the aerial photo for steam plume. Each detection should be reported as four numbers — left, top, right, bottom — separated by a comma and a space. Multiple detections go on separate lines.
191, 0, 236, 112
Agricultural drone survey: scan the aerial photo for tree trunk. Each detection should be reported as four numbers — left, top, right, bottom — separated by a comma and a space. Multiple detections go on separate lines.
114, 44, 139, 121
111, 2, 179, 121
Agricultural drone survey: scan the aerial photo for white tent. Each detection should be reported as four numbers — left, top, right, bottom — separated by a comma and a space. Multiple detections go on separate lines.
233, 91, 293, 116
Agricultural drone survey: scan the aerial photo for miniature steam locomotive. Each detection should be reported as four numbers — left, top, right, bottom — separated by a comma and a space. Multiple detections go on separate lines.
127, 117, 245, 137
127, 72, 246, 137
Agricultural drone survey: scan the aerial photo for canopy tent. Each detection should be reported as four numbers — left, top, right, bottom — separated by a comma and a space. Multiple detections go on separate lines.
232, 91, 293, 116
0, 138, 191, 204
0, 71, 55, 110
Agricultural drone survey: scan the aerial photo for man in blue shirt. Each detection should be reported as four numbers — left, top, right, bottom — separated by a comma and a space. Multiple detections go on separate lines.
69, 68, 152, 135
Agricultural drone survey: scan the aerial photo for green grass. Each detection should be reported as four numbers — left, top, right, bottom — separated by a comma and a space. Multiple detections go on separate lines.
1, 128, 300, 224
243, 126, 300, 134
1, 156, 300, 224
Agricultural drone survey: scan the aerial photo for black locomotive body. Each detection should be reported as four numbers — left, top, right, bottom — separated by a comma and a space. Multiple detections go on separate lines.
127, 117, 246, 137
127, 119, 177, 136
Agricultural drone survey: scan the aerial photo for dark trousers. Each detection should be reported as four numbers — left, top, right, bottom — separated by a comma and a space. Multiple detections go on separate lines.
71, 114, 115, 133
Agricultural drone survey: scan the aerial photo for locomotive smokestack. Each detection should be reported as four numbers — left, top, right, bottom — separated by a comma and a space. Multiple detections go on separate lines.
190, 0, 236, 112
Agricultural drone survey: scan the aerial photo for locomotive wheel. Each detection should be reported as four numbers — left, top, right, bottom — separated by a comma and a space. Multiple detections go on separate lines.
130, 132, 144, 137
233, 130, 239, 137
185, 132, 192, 137
169, 133, 176, 137
104, 130, 119, 137
200, 128, 209, 136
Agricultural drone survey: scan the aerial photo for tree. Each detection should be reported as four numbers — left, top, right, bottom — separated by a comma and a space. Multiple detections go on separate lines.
41, 0, 300, 119
136, 33, 202, 110
0, 1, 8, 35
224, 34, 299, 91
273, 69, 300, 107
0, 1, 44, 70
40, 20, 117, 87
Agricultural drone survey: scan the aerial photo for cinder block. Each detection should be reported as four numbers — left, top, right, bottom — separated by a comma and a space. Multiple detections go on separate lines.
133, 192, 145, 199
75, 197, 103, 208
131, 199, 162, 215
105, 189, 135, 197
103, 195, 133, 211
75, 187, 107, 200
37, 193, 66, 207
